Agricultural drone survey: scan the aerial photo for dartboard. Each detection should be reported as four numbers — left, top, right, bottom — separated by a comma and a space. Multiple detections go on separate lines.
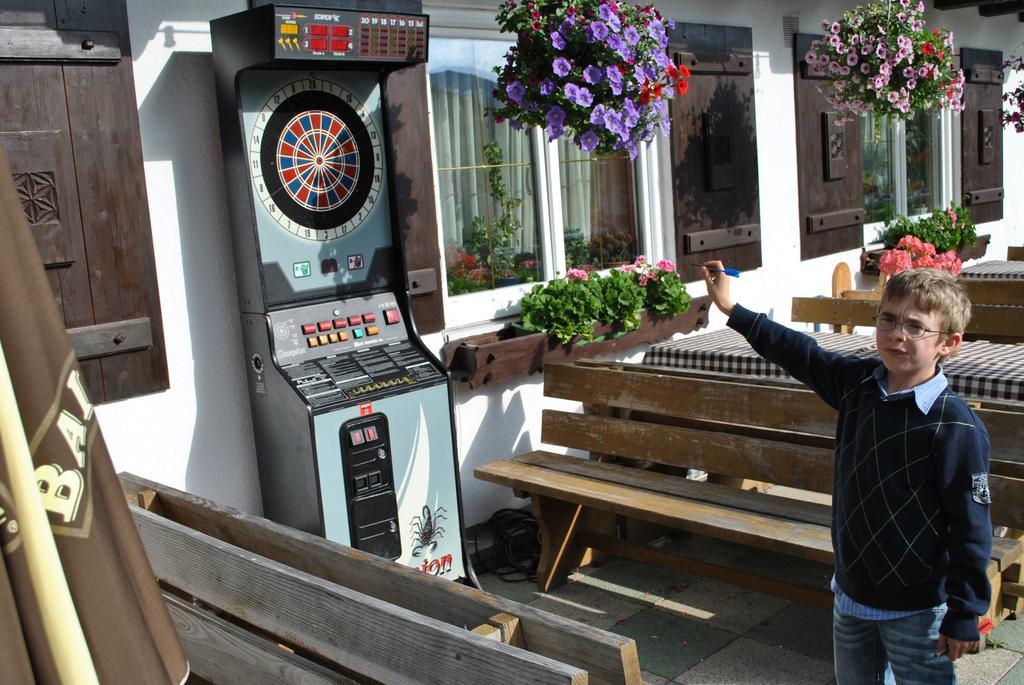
249, 78, 383, 241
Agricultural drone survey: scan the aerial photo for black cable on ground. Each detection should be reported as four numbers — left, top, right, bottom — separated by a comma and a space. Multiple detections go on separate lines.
473, 508, 540, 583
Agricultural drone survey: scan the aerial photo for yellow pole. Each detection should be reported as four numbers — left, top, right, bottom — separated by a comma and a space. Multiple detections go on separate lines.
0, 338, 99, 685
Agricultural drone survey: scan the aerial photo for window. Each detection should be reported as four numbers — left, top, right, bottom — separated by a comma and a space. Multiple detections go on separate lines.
427, 35, 646, 326
862, 109, 947, 231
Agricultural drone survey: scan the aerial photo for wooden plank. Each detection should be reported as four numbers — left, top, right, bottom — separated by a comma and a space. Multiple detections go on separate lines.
543, 363, 838, 437
474, 460, 835, 563
992, 537, 1024, 572
1005, 582, 1024, 599
541, 409, 834, 493
67, 316, 152, 360
990, 474, 1024, 530
119, 474, 639, 685
806, 208, 865, 234
131, 506, 588, 685
163, 593, 356, 685
841, 278, 1024, 306
792, 297, 1024, 342
1008, 247, 1024, 261
515, 451, 832, 527
0, 27, 121, 62
578, 531, 833, 609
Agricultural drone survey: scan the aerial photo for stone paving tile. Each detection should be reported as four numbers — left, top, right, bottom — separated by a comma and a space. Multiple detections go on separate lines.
527, 577, 647, 630
990, 617, 1024, 653
997, 657, 1024, 684
476, 572, 540, 606
671, 636, 835, 684
956, 647, 1022, 685
611, 607, 737, 678
747, 602, 835, 662
656, 577, 791, 635
574, 557, 700, 605
642, 671, 671, 685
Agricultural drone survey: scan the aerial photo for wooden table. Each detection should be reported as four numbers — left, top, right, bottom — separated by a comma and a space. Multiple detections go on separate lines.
645, 328, 1024, 403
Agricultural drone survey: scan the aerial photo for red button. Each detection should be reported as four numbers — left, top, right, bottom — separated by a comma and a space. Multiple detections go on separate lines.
318, 321, 332, 332
311, 38, 327, 51
302, 323, 317, 334
362, 312, 376, 323
331, 39, 349, 51
349, 429, 365, 446
384, 309, 400, 325
333, 318, 346, 329
310, 24, 328, 36
332, 25, 351, 36
365, 426, 378, 441
347, 315, 362, 326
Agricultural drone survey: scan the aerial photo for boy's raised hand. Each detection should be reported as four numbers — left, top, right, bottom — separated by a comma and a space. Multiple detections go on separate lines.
701, 260, 735, 316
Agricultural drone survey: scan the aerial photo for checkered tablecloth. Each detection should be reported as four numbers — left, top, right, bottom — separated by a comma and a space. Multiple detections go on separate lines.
961, 260, 1024, 280
644, 327, 1024, 402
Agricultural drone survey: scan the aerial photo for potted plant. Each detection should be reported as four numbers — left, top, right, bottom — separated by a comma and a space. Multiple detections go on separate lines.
489, 0, 689, 158
518, 256, 690, 343
877, 203, 976, 254
1002, 49, 1024, 133
878, 235, 962, 276
805, 0, 964, 120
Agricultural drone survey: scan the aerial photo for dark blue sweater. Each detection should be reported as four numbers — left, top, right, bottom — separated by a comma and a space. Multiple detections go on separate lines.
728, 305, 992, 641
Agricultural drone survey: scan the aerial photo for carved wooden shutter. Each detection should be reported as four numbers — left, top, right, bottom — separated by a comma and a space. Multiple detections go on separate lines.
960, 47, 1004, 225
669, 23, 761, 283
0, 1, 167, 403
793, 34, 865, 261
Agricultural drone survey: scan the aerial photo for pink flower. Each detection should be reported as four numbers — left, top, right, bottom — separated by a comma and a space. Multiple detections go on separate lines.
879, 248, 912, 275
935, 251, 963, 275
897, 234, 935, 257
634, 255, 647, 266
654, 259, 675, 272
566, 268, 590, 281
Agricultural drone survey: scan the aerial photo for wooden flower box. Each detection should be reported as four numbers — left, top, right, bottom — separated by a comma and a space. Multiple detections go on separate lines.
860, 234, 990, 275
441, 296, 712, 389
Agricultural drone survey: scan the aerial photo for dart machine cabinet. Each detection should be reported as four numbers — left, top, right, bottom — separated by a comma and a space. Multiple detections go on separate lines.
212, 2, 468, 580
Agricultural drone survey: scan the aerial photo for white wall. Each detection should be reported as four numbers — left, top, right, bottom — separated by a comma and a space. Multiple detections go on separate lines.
101, 0, 1023, 526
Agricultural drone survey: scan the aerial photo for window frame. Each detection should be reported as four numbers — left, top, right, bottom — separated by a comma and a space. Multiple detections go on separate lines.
861, 110, 959, 245
426, 24, 656, 330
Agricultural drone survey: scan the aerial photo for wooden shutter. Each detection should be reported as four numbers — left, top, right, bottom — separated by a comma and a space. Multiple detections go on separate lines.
385, 64, 445, 334
669, 23, 761, 283
0, 1, 167, 403
793, 34, 865, 261
960, 47, 1004, 225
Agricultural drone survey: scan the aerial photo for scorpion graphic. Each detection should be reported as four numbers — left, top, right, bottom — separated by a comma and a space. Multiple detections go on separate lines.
409, 504, 447, 557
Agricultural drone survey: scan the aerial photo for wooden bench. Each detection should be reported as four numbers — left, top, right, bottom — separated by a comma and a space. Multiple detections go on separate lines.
791, 262, 1024, 342
120, 473, 642, 685
1008, 246, 1024, 261
474, 361, 1024, 629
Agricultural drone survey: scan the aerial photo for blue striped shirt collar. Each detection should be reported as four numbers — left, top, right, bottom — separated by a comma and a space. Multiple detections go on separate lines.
865, 362, 948, 414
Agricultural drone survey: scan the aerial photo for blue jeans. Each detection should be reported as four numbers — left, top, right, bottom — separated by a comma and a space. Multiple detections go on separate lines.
833, 600, 956, 685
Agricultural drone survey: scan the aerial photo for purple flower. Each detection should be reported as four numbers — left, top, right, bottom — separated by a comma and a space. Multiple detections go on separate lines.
589, 21, 609, 42
606, 66, 623, 95
553, 57, 571, 77
584, 65, 604, 84
509, 119, 523, 131
506, 80, 526, 104
574, 86, 593, 107
590, 104, 606, 126
564, 82, 579, 101
546, 124, 564, 141
551, 32, 566, 50
580, 130, 599, 151
606, 33, 625, 53
654, 50, 670, 69
539, 78, 555, 95
606, 13, 621, 32
546, 105, 566, 128
598, 4, 615, 22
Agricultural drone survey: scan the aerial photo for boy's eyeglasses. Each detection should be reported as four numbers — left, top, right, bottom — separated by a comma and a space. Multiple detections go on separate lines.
872, 314, 949, 339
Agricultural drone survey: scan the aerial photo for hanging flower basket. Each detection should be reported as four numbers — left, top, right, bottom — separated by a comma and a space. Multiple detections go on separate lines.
805, 0, 964, 120
1002, 50, 1024, 133
490, 0, 689, 159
